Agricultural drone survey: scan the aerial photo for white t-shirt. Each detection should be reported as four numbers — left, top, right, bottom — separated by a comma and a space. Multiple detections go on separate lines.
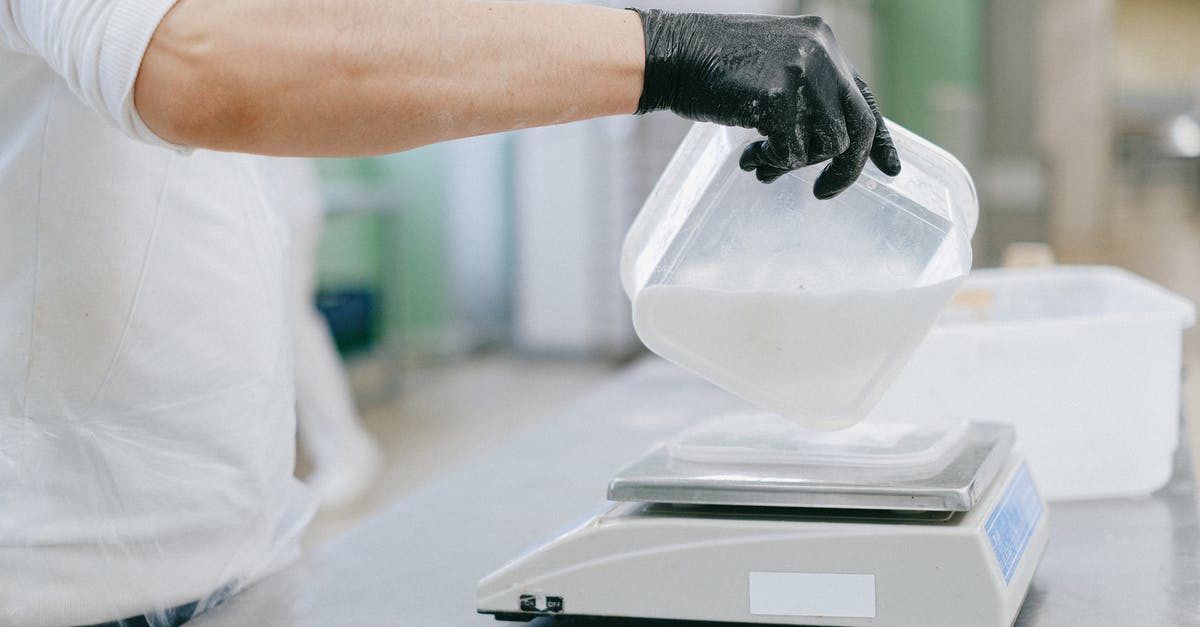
0, 2, 314, 625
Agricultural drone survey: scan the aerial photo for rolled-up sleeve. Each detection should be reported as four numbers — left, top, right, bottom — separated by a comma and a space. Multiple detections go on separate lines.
2, 0, 186, 149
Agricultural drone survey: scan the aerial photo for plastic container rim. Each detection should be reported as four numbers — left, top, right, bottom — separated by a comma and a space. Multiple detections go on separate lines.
936, 265, 1196, 333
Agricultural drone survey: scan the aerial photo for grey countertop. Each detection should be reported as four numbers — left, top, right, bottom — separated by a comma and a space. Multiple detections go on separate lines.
190, 359, 1200, 627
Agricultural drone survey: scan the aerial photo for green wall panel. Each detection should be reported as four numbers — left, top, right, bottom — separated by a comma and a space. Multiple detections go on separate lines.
873, 0, 985, 138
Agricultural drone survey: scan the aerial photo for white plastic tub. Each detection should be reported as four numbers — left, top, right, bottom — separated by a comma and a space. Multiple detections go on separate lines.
870, 265, 1196, 500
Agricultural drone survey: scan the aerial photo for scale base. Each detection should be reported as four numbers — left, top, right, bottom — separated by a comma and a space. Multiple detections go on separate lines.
478, 455, 1047, 626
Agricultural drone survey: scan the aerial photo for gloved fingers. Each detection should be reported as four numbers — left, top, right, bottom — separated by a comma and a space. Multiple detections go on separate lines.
806, 118, 850, 164
739, 141, 784, 183
739, 136, 804, 184
812, 91, 875, 200
855, 74, 901, 176
754, 164, 790, 184
795, 70, 849, 164
739, 140, 769, 171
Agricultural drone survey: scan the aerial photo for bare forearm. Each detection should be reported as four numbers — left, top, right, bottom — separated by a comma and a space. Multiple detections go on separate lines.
135, 0, 645, 155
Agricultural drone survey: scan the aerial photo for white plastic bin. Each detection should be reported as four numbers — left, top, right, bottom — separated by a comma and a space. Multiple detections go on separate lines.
870, 265, 1196, 500
621, 121, 978, 429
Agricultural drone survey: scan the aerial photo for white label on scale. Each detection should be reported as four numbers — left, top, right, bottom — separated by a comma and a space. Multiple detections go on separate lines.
748, 572, 876, 618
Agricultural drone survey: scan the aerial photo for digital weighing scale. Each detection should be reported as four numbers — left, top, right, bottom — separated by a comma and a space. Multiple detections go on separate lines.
478, 416, 1048, 626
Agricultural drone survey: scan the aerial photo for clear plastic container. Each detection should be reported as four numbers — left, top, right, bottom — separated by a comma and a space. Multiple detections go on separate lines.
622, 121, 978, 429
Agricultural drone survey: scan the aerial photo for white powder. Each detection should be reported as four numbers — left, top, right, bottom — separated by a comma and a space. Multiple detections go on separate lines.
633, 279, 962, 429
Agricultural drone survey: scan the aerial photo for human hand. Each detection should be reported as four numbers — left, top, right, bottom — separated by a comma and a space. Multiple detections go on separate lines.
633, 10, 901, 197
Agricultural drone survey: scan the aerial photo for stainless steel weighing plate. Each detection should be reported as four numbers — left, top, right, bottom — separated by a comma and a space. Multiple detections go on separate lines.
608, 421, 1014, 511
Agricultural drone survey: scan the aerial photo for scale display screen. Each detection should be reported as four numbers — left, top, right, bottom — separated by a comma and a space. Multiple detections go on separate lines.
985, 463, 1044, 584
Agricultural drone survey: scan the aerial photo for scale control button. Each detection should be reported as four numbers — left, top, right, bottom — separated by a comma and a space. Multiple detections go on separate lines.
518, 594, 564, 613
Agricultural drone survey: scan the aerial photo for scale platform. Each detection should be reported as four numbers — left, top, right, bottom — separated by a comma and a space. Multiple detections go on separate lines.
609, 419, 1012, 512
478, 417, 1048, 626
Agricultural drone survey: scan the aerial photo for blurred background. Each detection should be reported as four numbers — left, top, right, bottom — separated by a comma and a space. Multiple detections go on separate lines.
299, 0, 1200, 544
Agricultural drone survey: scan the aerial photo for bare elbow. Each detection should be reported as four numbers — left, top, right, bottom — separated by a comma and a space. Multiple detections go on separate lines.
133, 66, 209, 147
135, 75, 263, 151
134, 8, 264, 150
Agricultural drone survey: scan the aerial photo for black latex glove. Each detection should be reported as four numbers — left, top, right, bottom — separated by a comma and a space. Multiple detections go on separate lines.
633, 10, 901, 198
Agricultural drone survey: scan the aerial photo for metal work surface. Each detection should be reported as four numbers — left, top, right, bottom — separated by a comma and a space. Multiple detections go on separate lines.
608, 422, 1014, 511
190, 359, 1200, 627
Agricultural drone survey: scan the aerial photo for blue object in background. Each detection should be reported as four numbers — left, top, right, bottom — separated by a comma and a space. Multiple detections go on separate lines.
316, 287, 378, 356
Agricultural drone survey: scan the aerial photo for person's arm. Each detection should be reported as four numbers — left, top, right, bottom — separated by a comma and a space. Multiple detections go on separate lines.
136, 1, 898, 195
134, 0, 645, 156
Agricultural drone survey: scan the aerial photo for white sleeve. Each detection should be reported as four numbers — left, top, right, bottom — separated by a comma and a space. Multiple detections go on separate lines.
1, 0, 186, 149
